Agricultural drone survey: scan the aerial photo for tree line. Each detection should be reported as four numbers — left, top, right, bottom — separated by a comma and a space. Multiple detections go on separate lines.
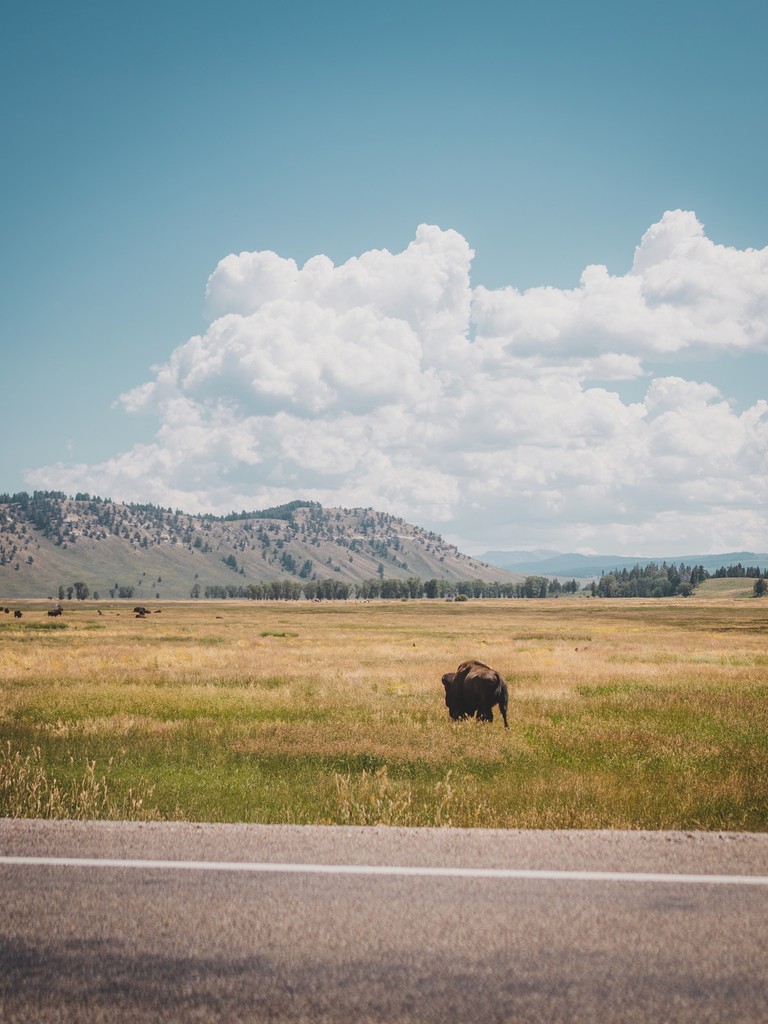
711, 563, 767, 578
199, 576, 582, 601
591, 562, 705, 598
49, 562, 768, 603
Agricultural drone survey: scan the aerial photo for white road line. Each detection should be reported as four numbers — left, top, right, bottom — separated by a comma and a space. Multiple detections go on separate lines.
1, 855, 768, 886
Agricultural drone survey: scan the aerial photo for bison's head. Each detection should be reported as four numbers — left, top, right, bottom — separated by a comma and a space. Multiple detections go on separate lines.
441, 672, 466, 720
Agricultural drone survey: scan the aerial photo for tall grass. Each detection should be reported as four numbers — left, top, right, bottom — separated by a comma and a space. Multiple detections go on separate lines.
1, 596, 766, 828
0, 742, 160, 820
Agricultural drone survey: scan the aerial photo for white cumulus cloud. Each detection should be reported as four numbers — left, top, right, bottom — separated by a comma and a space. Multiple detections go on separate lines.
28, 212, 768, 556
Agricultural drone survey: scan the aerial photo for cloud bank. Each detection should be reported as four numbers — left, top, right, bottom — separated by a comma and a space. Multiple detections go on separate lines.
29, 211, 768, 555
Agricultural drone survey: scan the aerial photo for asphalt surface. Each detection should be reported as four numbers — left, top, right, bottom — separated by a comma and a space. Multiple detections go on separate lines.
1, 820, 767, 1023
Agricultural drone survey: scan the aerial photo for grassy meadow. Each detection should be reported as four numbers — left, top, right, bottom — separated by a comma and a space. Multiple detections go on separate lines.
1, 590, 767, 830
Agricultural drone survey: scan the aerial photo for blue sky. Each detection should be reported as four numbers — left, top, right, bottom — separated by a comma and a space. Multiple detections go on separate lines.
2, 0, 767, 555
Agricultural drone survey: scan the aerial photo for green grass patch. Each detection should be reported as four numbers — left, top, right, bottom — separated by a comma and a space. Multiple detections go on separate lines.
695, 578, 758, 599
0, 621, 68, 633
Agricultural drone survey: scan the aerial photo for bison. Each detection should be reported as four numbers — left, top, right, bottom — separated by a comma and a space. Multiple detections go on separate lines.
442, 659, 509, 728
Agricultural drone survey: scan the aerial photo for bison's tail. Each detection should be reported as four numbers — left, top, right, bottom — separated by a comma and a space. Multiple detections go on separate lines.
495, 675, 509, 729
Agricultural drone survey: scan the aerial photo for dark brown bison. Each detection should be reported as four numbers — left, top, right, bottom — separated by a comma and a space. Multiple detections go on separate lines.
441, 659, 509, 728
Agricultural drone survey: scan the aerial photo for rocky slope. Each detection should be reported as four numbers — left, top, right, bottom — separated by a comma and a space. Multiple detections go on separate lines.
0, 492, 519, 599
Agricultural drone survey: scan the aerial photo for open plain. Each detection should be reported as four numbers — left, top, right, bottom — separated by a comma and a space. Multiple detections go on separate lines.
1, 591, 766, 830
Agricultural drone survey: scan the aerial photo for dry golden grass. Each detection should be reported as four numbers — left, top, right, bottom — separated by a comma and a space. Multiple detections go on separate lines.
1, 596, 766, 828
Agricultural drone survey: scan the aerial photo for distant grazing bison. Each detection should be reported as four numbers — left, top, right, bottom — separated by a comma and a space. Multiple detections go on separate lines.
13, 610, 22, 619
441, 659, 509, 728
47, 609, 62, 617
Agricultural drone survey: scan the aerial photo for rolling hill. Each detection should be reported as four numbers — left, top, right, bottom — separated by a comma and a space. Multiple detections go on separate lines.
0, 492, 520, 600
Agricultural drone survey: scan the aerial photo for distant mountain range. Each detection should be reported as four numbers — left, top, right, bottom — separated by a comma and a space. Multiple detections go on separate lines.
480, 549, 768, 579
0, 492, 520, 600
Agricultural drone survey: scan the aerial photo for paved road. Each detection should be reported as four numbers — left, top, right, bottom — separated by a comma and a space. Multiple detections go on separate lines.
1, 820, 767, 1023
